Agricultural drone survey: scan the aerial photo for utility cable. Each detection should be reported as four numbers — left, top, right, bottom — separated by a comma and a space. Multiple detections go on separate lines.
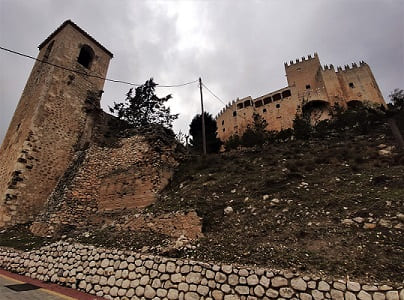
202, 82, 250, 121
0, 46, 198, 88
202, 82, 227, 105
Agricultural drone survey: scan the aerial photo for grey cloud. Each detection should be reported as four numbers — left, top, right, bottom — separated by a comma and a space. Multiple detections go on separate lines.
1, 0, 403, 144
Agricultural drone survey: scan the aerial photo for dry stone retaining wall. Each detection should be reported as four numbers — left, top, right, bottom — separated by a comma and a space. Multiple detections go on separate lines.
0, 242, 402, 300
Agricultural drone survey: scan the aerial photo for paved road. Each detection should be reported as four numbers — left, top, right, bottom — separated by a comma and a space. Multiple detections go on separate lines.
0, 269, 103, 300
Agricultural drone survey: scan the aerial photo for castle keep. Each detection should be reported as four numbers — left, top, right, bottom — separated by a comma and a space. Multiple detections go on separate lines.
216, 53, 386, 141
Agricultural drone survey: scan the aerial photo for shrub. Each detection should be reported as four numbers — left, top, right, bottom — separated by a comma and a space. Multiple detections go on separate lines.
241, 127, 265, 147
240, 113, 268, 147
293, 114, 312, 140
225, 134, 241, 150
276, 128, 293, 141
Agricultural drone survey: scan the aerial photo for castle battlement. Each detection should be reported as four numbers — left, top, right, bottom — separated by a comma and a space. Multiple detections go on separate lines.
284, 52, 318, 67
216, 53, 385, 141
336, 61, 368, 72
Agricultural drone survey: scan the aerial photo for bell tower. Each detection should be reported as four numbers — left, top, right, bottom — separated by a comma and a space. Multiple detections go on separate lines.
0, 20, 113, 227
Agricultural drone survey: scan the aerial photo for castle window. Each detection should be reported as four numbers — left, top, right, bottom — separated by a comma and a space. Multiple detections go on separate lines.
282, 90, 291, 98
306, 84, 311, 89
255, 100, 263, 107
44, 40, 54, 60
276, 104, 280, 108
272, 93, 281, 101
223, 128, 225, 132
222, 120, 224, 125
237, 103, 244, 109
77, 45, 95, 69
244, 100, 252, 107
263, 108, 267, 113
233, 111, 237, 117
263, 97, 272, 104
349, 82, 355, 88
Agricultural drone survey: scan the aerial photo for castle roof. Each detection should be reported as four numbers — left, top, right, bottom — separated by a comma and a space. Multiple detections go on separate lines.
38, 20, 113, 58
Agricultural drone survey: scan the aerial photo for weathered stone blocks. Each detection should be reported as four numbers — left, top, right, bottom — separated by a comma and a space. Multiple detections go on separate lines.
0, 242, 401, 300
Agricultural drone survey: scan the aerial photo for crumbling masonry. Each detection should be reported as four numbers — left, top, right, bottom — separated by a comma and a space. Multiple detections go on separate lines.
0, 20, 182, 232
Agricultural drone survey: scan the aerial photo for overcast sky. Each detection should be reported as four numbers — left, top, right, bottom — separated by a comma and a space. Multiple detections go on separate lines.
1, 0, 403, 144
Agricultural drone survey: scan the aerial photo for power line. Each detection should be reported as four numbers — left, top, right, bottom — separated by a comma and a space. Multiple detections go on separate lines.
0, 46, 198, 88
202, 82, 250, 121
202, 82, 227, 105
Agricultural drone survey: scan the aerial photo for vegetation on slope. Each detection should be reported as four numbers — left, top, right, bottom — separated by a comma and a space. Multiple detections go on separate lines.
1, 101, 403, 284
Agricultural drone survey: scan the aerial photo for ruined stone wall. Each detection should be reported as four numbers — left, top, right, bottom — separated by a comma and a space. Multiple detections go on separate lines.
30, 132, 180, 236
1, 242, 402, 300
0, 22, 112, 227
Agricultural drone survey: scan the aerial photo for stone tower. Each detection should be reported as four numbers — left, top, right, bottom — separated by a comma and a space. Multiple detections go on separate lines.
0, 20, 113, 227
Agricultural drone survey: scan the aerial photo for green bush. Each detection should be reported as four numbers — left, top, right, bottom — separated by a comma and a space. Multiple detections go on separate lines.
241, 127, 266, 147
276, 128, 293, 141
293, 115, 312, 140
240, 113, 268, 148
225, 134, 241, 150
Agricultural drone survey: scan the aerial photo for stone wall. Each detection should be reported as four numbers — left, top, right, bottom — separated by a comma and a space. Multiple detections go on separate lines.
0, 242, 401, 300
30, 130, 180, 237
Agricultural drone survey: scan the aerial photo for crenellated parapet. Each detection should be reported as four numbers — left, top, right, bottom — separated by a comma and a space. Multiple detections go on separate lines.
336, 61, 367, 72
284, 52, 319, 68
216, 53, 385, 141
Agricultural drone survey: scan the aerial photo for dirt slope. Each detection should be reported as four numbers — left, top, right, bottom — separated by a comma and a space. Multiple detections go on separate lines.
1, 124, 403, 284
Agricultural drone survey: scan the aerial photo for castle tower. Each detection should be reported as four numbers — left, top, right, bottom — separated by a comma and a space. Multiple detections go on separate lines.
285, 53, 325, 96
0, 20, 113, 227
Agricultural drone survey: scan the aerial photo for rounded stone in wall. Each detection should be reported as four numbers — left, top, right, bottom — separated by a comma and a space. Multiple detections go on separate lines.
271, 276, 287, 287
109, 286, 118, 297
135, 286, 145, 297
212, 290, 224, 300
168, 288, 179, 299
291, 277, 307, 291
215, 272, 227, 284
228, 274, 239, 286
184, 291, 199, 300
144, 285, 156, 298
280, 287, 294, 298
235, 285, 249, 295
254, 285, 265, 297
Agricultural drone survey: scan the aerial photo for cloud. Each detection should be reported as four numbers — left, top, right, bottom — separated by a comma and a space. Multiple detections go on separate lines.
1, 0, 403, 144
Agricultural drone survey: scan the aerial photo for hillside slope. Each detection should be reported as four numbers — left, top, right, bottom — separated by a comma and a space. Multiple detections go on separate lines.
1, 123, 403, 284
148, 124, 403, 283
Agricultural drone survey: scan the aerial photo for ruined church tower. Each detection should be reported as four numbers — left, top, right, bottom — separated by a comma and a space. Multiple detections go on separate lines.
0, 20, 113, 227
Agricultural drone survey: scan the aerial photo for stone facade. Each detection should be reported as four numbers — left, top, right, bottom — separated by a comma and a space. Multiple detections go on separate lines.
1, 241, 402, 300
0, 20, 113, 227
216, 53, 386, 141
29, 127, 182, 237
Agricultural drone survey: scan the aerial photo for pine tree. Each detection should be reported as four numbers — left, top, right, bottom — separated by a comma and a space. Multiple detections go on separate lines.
109, 78, 178, 129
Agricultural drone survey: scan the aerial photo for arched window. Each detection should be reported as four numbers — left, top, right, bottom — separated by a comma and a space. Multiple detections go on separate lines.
77, 45, 94, 69
44, 40, 54, 60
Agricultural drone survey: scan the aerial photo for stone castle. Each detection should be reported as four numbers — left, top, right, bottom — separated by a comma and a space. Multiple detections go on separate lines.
215, 53, 386, 141
0, 20, 183, 232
